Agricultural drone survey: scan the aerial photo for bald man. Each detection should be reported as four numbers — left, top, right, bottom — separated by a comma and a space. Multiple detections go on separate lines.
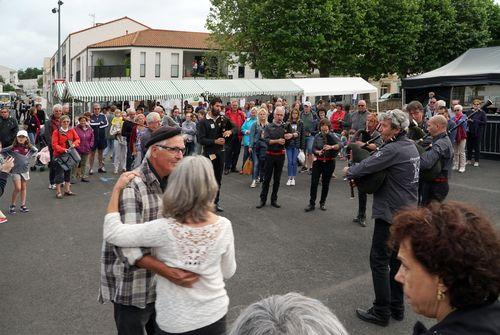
419, 115, 454, 205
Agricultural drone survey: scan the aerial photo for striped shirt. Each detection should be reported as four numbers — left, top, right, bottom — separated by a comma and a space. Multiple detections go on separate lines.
98, 160, 163, 307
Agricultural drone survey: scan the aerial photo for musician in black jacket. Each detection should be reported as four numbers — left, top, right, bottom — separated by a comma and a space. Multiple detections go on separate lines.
197, 97, 235, 212
419, 115, 454, 206
351, 113, 382, 226
257, 107, 293, 209
305, 119, 340, 212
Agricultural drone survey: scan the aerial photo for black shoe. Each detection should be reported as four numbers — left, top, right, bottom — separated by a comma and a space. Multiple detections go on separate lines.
224, 169, 230, 175
391, 310, 404, 321
358, 217, 367, 227
356, 307, 389, 327
230, 168, 237, 173
215, 204, 224, 212
81, 178, 90, 182
320, 204, 326, 211
256, 201, 266, 209
270, 202, 281, 208
98, 167, 106, 173
304, 204, 315, 212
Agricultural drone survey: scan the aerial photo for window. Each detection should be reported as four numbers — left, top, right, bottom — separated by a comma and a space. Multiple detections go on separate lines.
171, 53, 179, 78
155, 52, 161, 78
380, 85, 389, 96
238, 66, 245, 78
254, 69, 259, 78
140, 52, 146, 77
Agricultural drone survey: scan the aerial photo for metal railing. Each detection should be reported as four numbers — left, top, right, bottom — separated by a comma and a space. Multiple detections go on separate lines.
481, 117, 500, 155
89, 65, 130, 79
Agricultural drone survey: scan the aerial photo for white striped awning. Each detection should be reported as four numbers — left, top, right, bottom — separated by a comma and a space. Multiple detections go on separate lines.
170, 80, 204, 99
54, 83, 66, 100
140, 81, 182, 100
66, 82, 105, 102
249, 79, 303, 96
100, 81, 152, 101
196, 79, 261, 97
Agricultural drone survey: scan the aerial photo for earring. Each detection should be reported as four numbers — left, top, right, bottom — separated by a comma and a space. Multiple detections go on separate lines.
437, 288, 445, 301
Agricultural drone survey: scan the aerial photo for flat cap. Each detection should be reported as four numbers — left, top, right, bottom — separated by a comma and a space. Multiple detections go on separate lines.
145, 126, 182, 149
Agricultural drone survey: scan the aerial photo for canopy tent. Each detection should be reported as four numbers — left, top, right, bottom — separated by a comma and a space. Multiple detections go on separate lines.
195, 79, 262, 97
99, 81, 152, 101
54, 83, 67, 100
66, 82, 105, 102
291, 77, 378, 96
249, 79, 302, 96
402, 46, 500, 89
141, 81, 182, 100
170, 80, 204, 99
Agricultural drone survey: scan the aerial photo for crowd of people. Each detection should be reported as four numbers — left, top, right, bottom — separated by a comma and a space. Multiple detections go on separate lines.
0, 94, 498, 334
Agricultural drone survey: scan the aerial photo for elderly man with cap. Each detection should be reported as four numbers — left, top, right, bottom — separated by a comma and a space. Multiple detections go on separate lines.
343, 109, 420, 327
99, 126, 199, 335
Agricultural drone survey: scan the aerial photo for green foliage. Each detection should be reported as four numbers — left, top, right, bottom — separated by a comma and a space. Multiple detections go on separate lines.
37, 77, 43, 89
18, 67, 43, 79
2, 84, 16, 92
207, 0, 500, 79
0, 75, 4, 83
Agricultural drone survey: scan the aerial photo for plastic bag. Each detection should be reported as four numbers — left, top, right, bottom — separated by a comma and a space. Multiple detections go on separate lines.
297, 149, 305, 166
242, 158, 253, 175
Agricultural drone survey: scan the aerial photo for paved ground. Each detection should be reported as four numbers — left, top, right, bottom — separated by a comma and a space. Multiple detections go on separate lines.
1, 156, 499, 335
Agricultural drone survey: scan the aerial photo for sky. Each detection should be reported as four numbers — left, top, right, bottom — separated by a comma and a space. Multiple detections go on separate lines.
0, 0, 212, 70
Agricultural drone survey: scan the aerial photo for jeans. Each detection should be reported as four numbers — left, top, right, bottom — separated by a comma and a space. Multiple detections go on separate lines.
241, 145, 251, 169
252, 149, 266, 181
260, 154, 285, 203
27, 132, 35, 145
466, 135, 481, 162
155, 316, 226, 335
286, 147, 299, 177
309, 160, 335, 206
370, 219, 404, 317
103, 138, 114, 157
113, 302, 156, 335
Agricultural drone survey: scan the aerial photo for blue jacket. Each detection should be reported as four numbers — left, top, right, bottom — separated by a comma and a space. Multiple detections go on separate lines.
241, 117, 257, 147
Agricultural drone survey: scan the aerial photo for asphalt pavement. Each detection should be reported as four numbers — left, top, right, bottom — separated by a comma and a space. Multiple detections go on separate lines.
1, 156, 499, 335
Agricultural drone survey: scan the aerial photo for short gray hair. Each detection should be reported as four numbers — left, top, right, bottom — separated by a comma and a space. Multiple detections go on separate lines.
274, 106, 285, 114
52, 104, 62, 112
162, 155, 218, 222
378, 109, 409, 130
454, 104, 463, 112
146, 112, 161, 125
229, 292, 348, 335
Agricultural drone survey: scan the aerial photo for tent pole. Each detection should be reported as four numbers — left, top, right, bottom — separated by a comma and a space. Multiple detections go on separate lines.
72, 99, 75, 126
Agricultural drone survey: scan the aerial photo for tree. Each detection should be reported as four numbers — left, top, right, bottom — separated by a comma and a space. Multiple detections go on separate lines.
449, 0, 491, 51
37, 77, 43, 89
487, 1, 500, 46
1, 84, 16, 92
18, 67, 43, 79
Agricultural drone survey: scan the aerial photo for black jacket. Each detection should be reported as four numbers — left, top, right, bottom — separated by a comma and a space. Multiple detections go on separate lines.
312, 132, 340, 159
197, 115, 236, 155
264, 122, 293, 152
413, 300, 500, 335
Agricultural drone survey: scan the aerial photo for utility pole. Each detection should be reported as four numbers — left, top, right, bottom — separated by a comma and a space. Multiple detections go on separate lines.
52, 1, 64, 79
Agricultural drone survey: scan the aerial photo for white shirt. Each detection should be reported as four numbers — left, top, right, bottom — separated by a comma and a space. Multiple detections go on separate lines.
104, 213, 236, 333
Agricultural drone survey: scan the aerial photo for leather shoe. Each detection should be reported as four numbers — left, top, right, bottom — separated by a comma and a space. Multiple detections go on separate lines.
320, 204, 326, 211
391, 310, 404, 321
357, 217, 367, 227
356, 307, 389, 327
304, 204, 315, 212
256, 202, 266, 209
215, 204, 224, 212
224, 169, 230, 175
270, 202, 281, 208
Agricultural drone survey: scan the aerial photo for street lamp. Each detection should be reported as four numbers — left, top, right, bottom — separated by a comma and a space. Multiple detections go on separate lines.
52, 1, 63, 80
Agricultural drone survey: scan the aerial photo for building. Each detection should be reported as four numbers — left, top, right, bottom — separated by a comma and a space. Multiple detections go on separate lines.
0, 65, 19, 86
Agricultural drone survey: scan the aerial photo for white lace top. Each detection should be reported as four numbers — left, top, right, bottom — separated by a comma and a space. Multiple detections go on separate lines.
103, 212, 236, 333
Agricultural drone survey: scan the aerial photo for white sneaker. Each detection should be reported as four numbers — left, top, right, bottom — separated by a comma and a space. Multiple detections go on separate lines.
459, 167, 466, 173
286, 179, 291, 186
250, 180, 256, 188
290, 179, 296, 186
466, 160, 472, 165
452, 165, 458, 171
473, 162, 479, 167
48, 184, 56, 190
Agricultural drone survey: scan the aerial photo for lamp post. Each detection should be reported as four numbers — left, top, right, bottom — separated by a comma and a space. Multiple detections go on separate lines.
52, 1, 63, 80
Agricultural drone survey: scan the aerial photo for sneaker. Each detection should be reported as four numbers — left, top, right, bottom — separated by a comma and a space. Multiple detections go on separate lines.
307, 169, 312, 175
452, 165, 458, 171
9, 205, 16, 215
286, 179, 291, 186
19, 205, 29, 213
290, 178, 296, 186
458, 167, 466, 173
98, 167, 106, 173
300, 167, 308, 173
473, 162, 479, 167
114, 168, 119, 174
466, 160, 472, 165
0, 217, 7, 224
250, 180, 257, 188
81, 178, 90, 183
48, 184, 56, 190
89, 169, 94, 175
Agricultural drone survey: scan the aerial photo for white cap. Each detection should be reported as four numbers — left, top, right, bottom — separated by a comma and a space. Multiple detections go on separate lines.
303, 101, 312, 107
17, 130, 28, 138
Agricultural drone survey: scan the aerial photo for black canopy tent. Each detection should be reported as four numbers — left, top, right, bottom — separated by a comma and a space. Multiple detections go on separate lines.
402, 46, 500, 104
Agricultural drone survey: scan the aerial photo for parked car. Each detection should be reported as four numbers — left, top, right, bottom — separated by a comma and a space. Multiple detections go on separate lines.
379, 92, 401, 102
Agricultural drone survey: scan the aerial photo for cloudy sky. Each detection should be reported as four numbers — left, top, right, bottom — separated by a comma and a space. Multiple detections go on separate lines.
0, 0, 212, 70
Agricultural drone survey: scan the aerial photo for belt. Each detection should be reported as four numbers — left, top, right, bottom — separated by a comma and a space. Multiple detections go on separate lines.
266, 150, 285, 156
432, 177, 448, 183
316, 157, 334, 162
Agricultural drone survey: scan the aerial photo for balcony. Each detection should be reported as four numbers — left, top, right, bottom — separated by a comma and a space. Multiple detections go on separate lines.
89, 65, 130, 81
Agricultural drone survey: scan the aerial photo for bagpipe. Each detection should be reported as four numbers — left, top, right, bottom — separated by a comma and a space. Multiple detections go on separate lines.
347, 132, 385, 196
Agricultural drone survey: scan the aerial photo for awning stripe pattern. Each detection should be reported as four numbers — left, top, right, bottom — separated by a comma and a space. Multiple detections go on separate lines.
141, 81, 182, 100
170, 80, 204, 99
249, 79, 303, 96
54, 83, 66, 100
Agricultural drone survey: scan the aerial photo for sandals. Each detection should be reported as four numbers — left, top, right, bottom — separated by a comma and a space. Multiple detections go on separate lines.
64, 191, 76, 196
56, 193, 63, 199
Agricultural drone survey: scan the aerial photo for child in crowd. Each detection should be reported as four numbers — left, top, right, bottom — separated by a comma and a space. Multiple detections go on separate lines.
110, 110, 127, 174
1, 130, 38, 214
339, 130, 348, 160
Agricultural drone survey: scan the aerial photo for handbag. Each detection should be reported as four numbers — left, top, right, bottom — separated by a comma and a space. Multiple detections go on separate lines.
242, 158, 253, 175
54, 147, 81, 171
297, 149, 305, 166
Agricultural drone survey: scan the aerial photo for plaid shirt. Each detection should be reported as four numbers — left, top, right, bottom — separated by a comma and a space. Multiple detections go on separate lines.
99, 160, 163, 308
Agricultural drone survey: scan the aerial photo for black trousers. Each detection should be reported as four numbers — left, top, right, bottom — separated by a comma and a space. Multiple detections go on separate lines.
260, 154, 285, 203
309, 160, 335, 206
419, 181, 449, 206
155, 316, 226, 335
113, 302, 156, 335
205, 151, 224, 205
370, 219, 404, 317
48, 146, 57, 184
224, 136, 241, 171
358, 190, 367, 218
466, 135, 481, 162
126, 140, 135, 171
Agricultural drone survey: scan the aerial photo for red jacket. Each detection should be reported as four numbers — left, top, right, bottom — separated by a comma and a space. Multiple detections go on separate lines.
52, 128, 81, 157
330, 110, 346, 132
226, 109, 246, 140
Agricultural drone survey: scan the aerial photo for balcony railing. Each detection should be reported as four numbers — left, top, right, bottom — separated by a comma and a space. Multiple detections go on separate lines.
89, 65, 130, 79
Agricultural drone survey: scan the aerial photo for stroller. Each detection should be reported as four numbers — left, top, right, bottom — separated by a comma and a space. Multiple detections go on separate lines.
30, 137, 50, 172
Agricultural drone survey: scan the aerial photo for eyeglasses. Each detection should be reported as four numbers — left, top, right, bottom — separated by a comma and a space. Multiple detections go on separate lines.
155, 145, 185, 155
453, 109, 461, 112
358, 105, 365, 107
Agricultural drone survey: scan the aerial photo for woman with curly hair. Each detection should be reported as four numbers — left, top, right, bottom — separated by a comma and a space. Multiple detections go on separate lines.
390, 201, 500, 334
